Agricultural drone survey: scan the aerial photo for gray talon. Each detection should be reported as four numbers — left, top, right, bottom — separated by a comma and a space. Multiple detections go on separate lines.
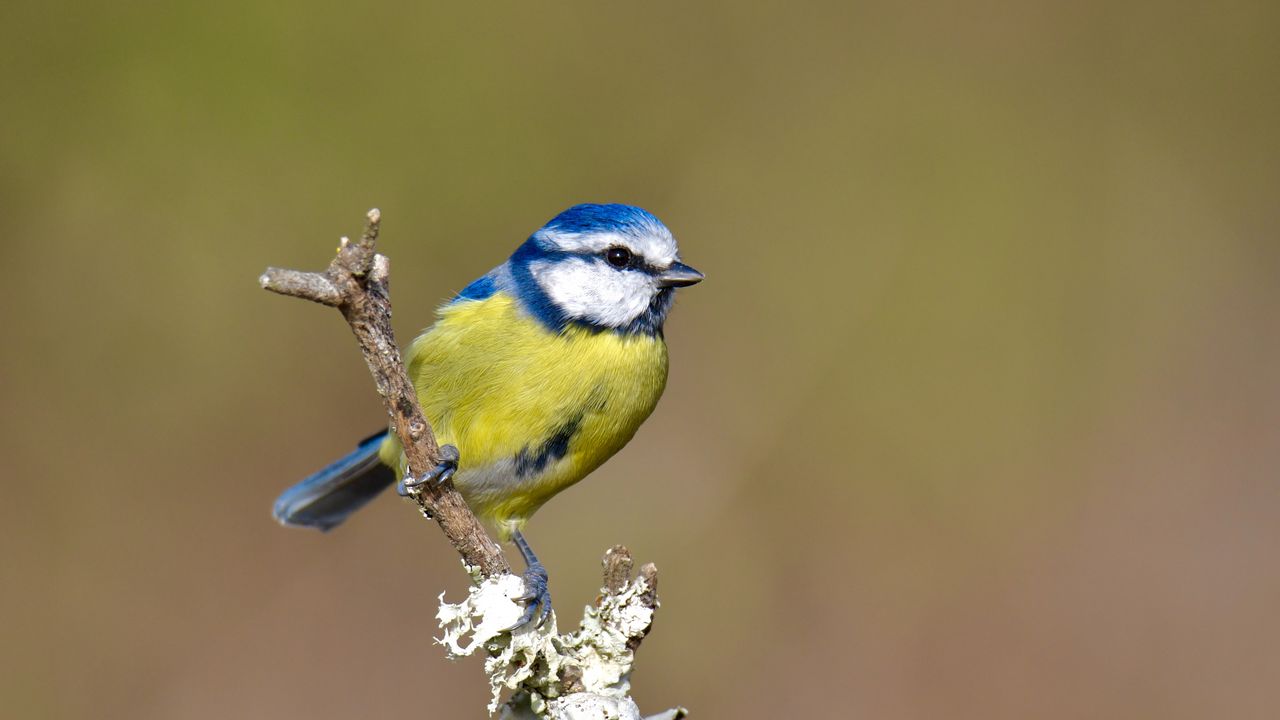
507, 529, 553, 631
510, 563, 552, 630
402, 444, 460, 491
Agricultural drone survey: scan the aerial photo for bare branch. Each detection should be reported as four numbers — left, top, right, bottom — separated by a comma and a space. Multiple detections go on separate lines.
261, 209, 509, 577
259, 267, 342, 306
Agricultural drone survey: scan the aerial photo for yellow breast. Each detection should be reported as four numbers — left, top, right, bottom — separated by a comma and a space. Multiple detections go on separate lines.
380, 292, 668, 536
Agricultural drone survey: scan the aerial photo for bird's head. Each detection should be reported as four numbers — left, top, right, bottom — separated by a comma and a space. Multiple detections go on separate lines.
508, 204, 703, 335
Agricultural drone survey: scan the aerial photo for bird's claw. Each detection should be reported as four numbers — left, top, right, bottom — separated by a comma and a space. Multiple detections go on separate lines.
396, 444, 460, 496
508, 562, 553, 631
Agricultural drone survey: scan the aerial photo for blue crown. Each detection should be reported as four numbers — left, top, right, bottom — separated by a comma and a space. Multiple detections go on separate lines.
540, 203, 667, 239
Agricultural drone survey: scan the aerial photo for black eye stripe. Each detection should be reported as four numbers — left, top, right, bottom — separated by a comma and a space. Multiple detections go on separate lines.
592, 246, 667, 274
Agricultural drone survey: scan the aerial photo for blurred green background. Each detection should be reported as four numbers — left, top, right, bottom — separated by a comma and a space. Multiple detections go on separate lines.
3, 1, 1278, 718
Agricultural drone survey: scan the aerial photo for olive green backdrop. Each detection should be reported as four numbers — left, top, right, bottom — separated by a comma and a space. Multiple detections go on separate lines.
3, 2, 1278, 718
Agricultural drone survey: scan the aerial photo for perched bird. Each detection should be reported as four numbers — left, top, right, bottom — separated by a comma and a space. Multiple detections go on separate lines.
273, 203, 702, 625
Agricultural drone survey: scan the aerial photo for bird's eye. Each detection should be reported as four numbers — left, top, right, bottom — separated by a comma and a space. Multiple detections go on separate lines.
605, 247, 632, 268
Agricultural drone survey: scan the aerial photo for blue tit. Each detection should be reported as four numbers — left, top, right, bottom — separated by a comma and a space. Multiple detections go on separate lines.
273, 203, 702, 624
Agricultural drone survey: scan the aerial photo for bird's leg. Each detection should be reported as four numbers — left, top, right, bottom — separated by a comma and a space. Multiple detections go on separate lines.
510, 529, 553, 629
396, 444, 460, 496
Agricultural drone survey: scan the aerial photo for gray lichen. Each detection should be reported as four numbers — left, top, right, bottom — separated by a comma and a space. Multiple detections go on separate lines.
436, 565, 657, 717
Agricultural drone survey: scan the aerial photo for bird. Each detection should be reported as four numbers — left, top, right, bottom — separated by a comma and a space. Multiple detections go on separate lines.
272, 203, 702, 626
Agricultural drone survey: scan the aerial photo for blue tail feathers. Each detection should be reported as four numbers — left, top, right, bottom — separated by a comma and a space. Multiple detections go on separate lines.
273, 430, 396, 531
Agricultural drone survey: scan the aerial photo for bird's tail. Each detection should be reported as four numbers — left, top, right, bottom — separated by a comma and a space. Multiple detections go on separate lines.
273, 430, 396, 531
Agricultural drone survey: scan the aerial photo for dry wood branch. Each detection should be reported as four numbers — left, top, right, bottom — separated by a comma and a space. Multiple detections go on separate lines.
260, 209, 509, 577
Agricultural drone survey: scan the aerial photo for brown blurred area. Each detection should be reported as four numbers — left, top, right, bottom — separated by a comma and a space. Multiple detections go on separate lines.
3, 1, 1278, 718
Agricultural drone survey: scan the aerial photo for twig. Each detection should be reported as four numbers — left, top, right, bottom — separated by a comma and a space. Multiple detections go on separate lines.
260, 209, 509, 577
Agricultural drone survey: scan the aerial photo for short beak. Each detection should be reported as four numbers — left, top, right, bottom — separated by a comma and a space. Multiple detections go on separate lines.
656, 262, 704, 288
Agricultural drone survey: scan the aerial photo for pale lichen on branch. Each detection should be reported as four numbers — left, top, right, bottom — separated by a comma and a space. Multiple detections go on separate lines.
438, 546, 665, 716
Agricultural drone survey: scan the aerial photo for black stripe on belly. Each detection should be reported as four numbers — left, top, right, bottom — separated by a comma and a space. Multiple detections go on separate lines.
514, 415, 582, 479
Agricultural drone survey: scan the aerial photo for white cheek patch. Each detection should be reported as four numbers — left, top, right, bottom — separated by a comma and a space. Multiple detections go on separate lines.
530, 258, 656, 327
